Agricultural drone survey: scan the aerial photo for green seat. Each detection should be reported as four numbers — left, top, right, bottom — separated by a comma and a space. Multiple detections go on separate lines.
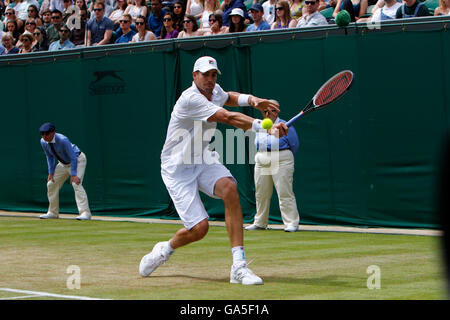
320, 7, 335, 19
422, 0, 440, 15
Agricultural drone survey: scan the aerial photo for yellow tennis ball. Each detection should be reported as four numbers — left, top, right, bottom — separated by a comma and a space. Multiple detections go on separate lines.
262, 118, 273, 130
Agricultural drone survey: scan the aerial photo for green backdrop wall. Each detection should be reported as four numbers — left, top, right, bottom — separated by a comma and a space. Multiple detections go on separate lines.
1, 20, 448, 229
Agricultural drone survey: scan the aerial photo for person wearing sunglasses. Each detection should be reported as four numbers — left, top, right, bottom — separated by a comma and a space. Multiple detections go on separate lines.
177, 14, 203, 38
45, 9, 64, 45
172, 0, 186, 31
296, 0, 329, 28
131, 14, 156, 42
2, 8, 24, 32
160, 12, 179, 39
270, 0, 297, 29
48, 23, 76, 50
86, 1, 115, 46
202, 12, 228, 35
31, 27, 48, 51
109, 0, 128, 27
38, 122, 92, 221
114, 14, 136, 43
26, 4, 43, 27
14, 0, 41, 21
18, 32, 35, 53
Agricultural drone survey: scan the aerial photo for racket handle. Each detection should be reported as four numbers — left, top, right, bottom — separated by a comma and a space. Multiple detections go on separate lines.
286, 111, 304, 127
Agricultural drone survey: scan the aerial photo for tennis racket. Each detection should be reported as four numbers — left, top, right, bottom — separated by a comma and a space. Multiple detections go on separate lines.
285, 70, 354, 127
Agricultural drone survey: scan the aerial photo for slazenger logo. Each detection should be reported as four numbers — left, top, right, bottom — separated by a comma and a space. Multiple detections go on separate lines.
89, 71, 125, 95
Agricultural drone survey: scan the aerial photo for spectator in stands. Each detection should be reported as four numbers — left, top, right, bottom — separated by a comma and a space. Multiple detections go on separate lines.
18, 31, 35, 53
124, 0, 147, 22
109, 0, 127, 28
246, 3, 271, 31
89, 0, 114, 18
221, 0, 249, 26
148, 0, 166, 38
271, 0, 297, 29
262, 0, 277, 25
49, 23, 76, 50
31, 27, 48, 51
27, 4, 43, 27
160, 11, 179, 38
41, 9, 53, 30
15, 0, 40, 21
361, 0, 401, 22
40, 0, 52, 16
178, 13, 203, 37
395, 0, 430, 18
172, 1, 185, 32
114, 13, 136, 42
6, 20, 21, 42
86, 1, 114, 46
290, 0, 305, 19
70, 6, 87, 46
186, 0, 204, 20
61, 0, 74, 23
435, 0, 450, 15
1, 32, 19, 54
202, 11, 228, 35
46, 10, 64, 45
199, 0, 220, 28
3, 7, 24, 32
16, 18, 37, 48
131, 14, 157, 41
50, 0, 65, 13
228, 7, 247, 32
296, 0, 328, 27
333, 0, 368, 22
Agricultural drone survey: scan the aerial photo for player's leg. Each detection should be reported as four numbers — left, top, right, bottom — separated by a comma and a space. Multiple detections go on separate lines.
72, 152, 91, 220
247, 152, 274, 230
40, 163, 69, 219
211, 175, 263, 285
272, 150, 299, 232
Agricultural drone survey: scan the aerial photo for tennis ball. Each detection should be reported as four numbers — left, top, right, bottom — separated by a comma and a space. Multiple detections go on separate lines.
262, 118, 273, 130
335, 10, 351, 27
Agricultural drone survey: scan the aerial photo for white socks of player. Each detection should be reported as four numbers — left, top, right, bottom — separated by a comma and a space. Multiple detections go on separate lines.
232, 246, 246, 264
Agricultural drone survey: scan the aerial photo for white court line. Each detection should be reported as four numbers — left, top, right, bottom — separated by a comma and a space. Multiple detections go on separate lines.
0, 295, 44, 300
0, 288, 111, 300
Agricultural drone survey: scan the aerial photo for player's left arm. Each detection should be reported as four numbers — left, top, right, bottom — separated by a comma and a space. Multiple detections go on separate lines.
225, 91, 280, 119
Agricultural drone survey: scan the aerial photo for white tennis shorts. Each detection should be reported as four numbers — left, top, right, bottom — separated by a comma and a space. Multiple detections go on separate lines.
161, 163, 235, 230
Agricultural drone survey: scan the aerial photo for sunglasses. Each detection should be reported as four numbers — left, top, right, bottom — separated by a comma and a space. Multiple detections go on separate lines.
135, 21, 145, 25
119, 20, 131, 23
275, 7, 283, 11
163, 17, 172, 21
174, 5, 182, 8
5, 12, 14, 15
183, 20, 192, 23
22, 38, 31, 42
93, 8, 103, 11
209, 19, 216, 22
304, 0, 317, 4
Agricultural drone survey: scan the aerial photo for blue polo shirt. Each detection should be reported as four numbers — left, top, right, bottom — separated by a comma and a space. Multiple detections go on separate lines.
41, 133, 81, 176
86, 16, 115, 45
255, 118, 299, 154
148, 9, 166, 38
115, 30, 137, 43
48, 39, 76, 51
246, 20, 271, 32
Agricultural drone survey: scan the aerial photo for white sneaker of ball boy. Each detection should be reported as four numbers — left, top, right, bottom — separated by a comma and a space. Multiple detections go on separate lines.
139, 56, 289, 285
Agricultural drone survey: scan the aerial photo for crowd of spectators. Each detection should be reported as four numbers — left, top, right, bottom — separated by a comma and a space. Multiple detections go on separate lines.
0, 0, 447, 55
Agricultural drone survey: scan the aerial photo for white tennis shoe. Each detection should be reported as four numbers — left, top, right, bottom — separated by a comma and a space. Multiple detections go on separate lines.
39, 212, 59, 219
139, 241, 171, 277
245, 224, 266, 231
230, 261, 263, 285
76, 212, 91, 220
284, 225, 298, 232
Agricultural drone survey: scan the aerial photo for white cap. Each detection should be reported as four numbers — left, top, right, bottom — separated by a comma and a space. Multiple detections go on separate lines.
230, 8, 244, 17
193, 56, 221, 74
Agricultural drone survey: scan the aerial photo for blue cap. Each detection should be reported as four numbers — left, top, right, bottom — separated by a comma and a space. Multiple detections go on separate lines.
249, 3, 263, 12
39, 122, 55, 133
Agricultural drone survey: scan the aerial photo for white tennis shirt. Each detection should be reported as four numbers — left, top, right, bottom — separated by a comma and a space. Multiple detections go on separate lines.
161, 82, 229, 170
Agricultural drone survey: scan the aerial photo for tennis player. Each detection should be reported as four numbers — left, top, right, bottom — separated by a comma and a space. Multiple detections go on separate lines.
139, 56, 288, 285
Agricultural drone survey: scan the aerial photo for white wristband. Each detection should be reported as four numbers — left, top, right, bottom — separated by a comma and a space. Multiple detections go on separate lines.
251, 119, 267, 132
238, 94, 251, 106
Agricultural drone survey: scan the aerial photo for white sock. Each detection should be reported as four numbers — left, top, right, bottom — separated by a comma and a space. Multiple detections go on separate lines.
165, 241, 175, 255
231, 246, 246, 265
